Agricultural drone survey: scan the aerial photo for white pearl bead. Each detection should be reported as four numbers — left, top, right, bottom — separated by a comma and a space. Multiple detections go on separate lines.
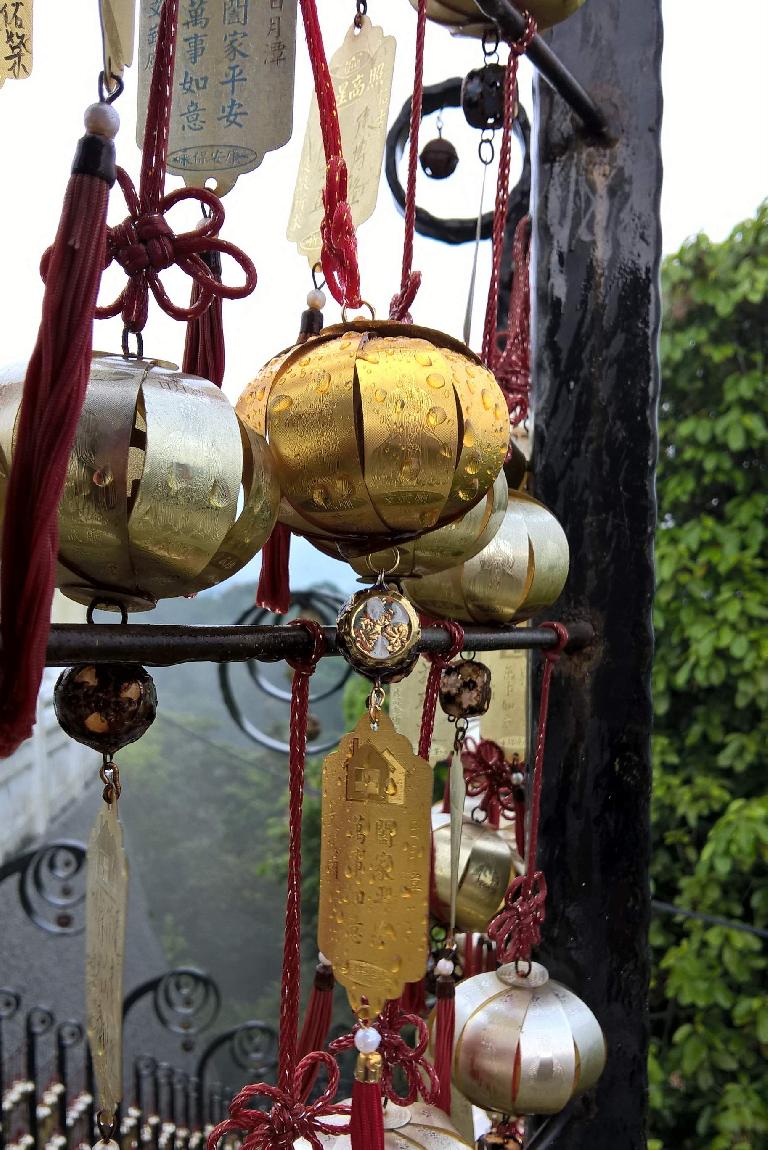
435, 958, 455, 977
306, 287, 326, 310
511, 771, 525, 786
84, 102, 120, 139
354, 1026, 381, 1053
318, 951, 330, 966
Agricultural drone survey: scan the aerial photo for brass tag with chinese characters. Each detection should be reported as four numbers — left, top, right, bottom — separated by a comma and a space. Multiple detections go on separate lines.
137, 0, 297, 196
287, 15, 396, 261
480, 646, 529, 760
390, 657, 454, 763
86, 803, 128, 1120
319, 711, 432, 1017
0, 0, 32, 87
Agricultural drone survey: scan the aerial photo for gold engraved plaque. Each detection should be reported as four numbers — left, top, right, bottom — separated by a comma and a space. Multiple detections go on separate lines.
287, 16, 396, 261
137, 0, 297, 196
86, 803, 128, 1119
319, 712, 432, 1017
480, 646, 529, 760
389, 657, 454, 764
100, 0, 136, 89
0, 0, 32, 87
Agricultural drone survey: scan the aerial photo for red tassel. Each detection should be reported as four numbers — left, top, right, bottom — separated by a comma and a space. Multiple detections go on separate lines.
462, 933, 475, 979
434, 977, 455, 1115
0, 127, 114, 756
297, 962, 335, 1099
182, 251, 225, 387
256, 521, 291, 614
350, 1055, 384, 1150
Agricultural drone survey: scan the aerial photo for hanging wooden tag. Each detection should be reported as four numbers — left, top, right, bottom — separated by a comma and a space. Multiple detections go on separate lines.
100, 0, 136, 89
287, 15, 396, 262
86, 802, 129, 1121
480, 646, 529, 760
137, 0, 298, 196
389, 657, 454, 763
319, 711, 431, 1018
0, 0, 33, 87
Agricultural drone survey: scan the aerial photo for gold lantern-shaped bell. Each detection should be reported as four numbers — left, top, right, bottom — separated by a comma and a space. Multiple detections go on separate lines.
343, 468, 507, 580
295, 1101, 472, 1150
236, 321, 509, 559
451, 962, 606, 1115
404, 489, 569, 624
0, 355, 279, 611
414, 0, 587, 34
431, 805, 523, 933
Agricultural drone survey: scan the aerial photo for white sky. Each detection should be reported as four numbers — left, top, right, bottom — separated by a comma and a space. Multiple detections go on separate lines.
1, 0, 766, 594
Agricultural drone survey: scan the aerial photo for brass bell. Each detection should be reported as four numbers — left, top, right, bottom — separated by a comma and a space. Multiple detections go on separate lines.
431, 804, 523, 933
236, 321, 509, 558
294, 1100, 472, 1149
404, 489, 569, 624
414, 0, 587, 34
345, 470, 507, 580
451, 962, 606, 1115
0, 355, 279, 611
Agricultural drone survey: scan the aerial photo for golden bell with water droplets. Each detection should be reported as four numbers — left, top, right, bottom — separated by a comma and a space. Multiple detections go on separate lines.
415, 0, 586, 34
294, 1100, 473, 1150
451, 962, 606, 1116
0, 355, 279, 611
236, 321, 508, 559
404, 489, 569, 624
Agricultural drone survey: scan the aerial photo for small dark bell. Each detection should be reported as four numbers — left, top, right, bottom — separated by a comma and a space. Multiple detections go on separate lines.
439, 659, 493, 718
54, 663, 157, 754
462, 63, 507, 130
419, 137, 459, 180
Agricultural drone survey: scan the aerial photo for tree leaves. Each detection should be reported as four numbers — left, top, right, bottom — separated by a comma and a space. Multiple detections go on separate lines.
650, 202, 768, 1148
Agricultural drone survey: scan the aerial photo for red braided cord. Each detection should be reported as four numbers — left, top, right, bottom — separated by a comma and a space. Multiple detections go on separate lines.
495, 215, 532, 427
482, 16, 536, 369
182, 277, 225, 386
0, 175, 109, 755
417, 623, 464, 761
298, 0, 361, 309
279, 620, 325, 1091
389, 0, 427, 321
84, 0, 256, 335
330, 1001, 439, 1107
487, 622, 569, 963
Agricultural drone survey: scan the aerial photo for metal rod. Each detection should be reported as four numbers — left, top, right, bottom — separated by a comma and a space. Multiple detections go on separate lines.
39, 621, 594, 667
471, 0, 613, 139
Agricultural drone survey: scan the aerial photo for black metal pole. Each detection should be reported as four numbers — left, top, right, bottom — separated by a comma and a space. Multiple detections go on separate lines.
36, 621, 594, 667
471, 0, 612, 139
530, 0, 662, 1146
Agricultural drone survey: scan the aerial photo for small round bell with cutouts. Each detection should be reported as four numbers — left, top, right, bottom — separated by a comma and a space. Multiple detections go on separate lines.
236, 321, 509, 559
451, 961, 606, 1115
0, 355, 279, 612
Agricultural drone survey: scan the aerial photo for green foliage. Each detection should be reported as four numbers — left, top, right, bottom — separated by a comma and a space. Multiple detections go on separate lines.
649, 204, 768, 1148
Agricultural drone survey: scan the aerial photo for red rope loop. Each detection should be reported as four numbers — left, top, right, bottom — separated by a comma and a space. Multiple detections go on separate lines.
86, 174, 257, 334
44, 0, 256, 336
286, 618, 327, 677
485, 621, 568, 964
329, 1001, 439, 1107
482, 14, 536, 371
461, 737, 519, 820
418, 622, 464, 761
487, 871, 547, 964
299, 0, 362, 309
207, 1051, 349, 1150
494, 214, 531, 428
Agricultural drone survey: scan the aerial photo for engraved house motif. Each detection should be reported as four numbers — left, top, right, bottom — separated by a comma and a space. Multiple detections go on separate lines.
345, 741, 406, 806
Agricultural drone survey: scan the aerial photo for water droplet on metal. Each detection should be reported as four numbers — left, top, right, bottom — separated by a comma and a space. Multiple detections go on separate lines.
427, 372, 446, 390
415, 352, 432, 367
427, 406, 447, 428
92, 467, 113, 488
271, 394, 293, 414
